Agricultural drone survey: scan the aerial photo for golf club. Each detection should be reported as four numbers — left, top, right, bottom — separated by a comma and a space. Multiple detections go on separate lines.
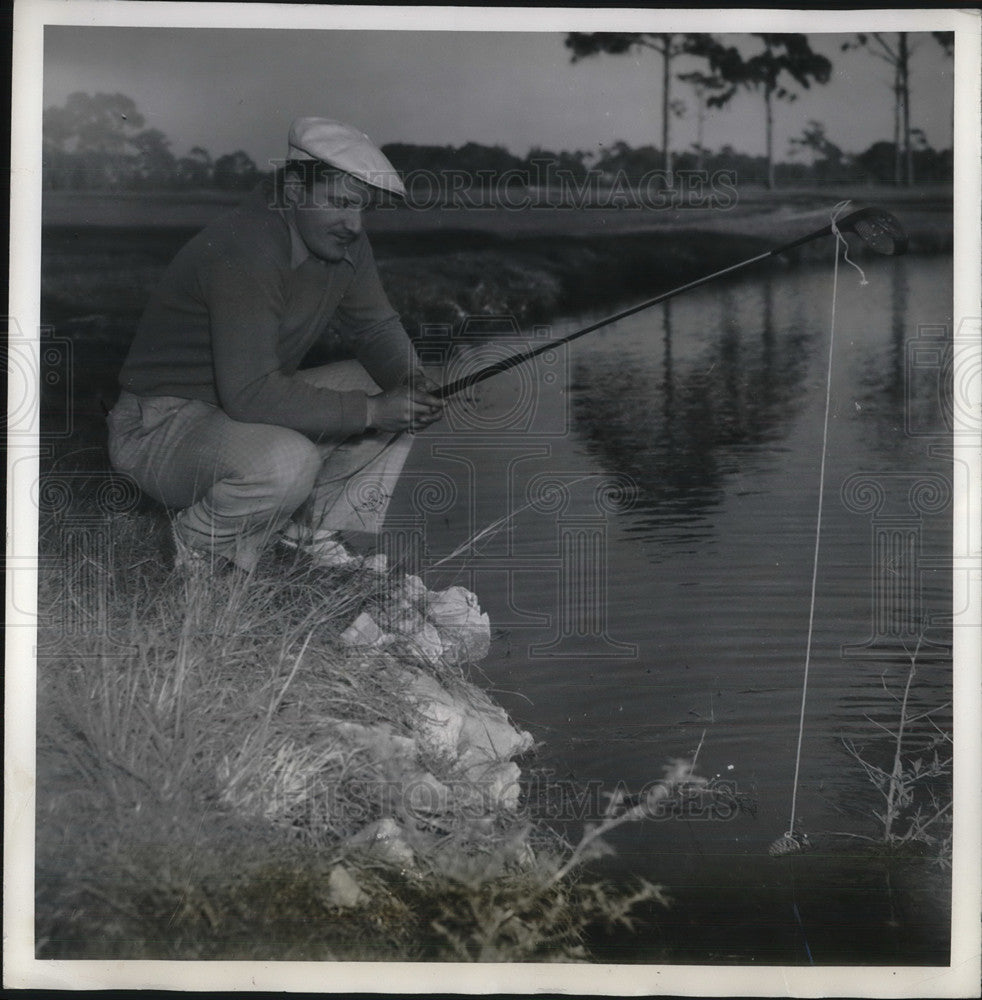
435, 206, 908, 400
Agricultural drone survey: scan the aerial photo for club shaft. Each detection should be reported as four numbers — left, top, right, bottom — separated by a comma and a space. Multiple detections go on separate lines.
437, 220, 837, 400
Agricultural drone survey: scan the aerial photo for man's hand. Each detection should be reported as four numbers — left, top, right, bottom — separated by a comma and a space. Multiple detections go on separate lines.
366, 374, 443, 433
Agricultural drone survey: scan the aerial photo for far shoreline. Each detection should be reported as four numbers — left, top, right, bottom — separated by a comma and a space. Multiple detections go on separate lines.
40, 183, 952, 339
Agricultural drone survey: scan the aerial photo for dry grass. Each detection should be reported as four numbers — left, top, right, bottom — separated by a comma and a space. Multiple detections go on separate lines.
839, 639, 953, 866
35, 501, 670, 961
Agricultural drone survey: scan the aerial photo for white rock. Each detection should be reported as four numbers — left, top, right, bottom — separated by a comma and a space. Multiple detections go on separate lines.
402, 769, 452, 816
324, 865, 368, 908
424, 586, 491, 663
385, 607, 427, 636
401, 574, 427, 603
414, 698, 464, 760
457, 693, 534, 762
440, 619, 491, 663
407, 673, 466, 759
363, 553, 388, 574
482, 761, 523, 811
333, 721, 416, 763
424, 585, 480, 624
349, 817, 416, 868
340, 611, 391, 648
400, 620, 445, 667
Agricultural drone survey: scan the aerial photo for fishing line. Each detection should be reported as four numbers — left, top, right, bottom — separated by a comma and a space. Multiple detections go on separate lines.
772, 201, 870, 857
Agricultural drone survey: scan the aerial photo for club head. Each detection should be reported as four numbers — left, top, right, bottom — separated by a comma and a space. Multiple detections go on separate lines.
840, 207, 909, 256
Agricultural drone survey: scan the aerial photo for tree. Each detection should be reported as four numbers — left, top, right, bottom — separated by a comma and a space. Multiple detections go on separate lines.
42, 91, 146, 188
702, 34, 832, 190
176, 146, 214, 188
677, 69, 729, 172
565, 33, 714, 176
213, 150, 259, 191
840, 32, 951, 186
787, 120, 845, 185
131, 129, 177, 188
51, 91, 145, 153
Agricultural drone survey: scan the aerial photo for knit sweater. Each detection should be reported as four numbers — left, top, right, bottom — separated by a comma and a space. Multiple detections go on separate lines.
119, 182, 416, 441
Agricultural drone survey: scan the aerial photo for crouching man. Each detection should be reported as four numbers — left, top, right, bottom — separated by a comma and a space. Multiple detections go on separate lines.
108, 117, 442, 572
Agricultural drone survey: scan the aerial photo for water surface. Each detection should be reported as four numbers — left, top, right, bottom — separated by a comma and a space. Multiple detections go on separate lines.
391, 254, 953, 964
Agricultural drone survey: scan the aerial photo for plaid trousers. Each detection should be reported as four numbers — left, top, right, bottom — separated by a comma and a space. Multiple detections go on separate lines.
107, 361, 414, 570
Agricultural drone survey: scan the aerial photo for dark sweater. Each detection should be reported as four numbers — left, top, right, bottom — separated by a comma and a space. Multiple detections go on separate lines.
119, 182, 416, 441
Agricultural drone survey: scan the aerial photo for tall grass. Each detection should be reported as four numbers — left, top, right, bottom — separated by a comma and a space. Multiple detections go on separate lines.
35, 500, 674, 961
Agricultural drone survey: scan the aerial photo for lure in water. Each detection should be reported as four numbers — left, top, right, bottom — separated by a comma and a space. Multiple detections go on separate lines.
768, 830, 811, 857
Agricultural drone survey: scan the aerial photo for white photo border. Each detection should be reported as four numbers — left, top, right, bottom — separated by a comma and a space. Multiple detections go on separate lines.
7, 3, 981, 995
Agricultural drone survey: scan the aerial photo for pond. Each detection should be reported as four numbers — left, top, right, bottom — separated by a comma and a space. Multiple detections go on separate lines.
389, 253, 954, 964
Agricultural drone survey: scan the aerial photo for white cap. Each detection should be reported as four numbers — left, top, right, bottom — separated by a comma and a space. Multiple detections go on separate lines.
287, 116, 406, 197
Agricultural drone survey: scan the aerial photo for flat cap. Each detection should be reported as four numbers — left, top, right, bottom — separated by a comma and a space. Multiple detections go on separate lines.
288, 116, 406, 197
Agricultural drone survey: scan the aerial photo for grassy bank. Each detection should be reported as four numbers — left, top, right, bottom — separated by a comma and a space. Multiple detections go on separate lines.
35, 497, 682, 961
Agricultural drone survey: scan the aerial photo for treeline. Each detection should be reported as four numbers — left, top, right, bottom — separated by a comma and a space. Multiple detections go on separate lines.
383, 135, 952, 188
42, 93, 264, 192
42, 91, 952, 194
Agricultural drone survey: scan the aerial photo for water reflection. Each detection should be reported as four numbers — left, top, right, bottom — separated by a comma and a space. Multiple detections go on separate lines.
571, 273, 814, 531
855, 255, 952, 450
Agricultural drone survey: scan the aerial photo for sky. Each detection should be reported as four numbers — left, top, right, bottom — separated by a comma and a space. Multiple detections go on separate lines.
42, 25, 955, 168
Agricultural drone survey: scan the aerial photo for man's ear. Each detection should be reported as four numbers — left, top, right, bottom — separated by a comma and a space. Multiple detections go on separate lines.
281, 174, 304, 207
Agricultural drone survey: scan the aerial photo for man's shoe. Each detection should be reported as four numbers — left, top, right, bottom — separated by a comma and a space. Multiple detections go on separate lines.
171, 522, 210, 575
170, 522, 241, 578
278, 525, 360, 569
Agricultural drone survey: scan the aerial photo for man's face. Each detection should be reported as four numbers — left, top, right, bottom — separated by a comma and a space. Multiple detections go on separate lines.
288, 172, 373, 262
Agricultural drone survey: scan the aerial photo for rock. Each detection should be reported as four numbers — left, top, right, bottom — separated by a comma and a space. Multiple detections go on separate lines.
363, 553, 388, 574
340, 611, 392, 648
324, 865, 368, 908
349, 817, 416, 868
399, 620, 445, 667
452, 761, 523, 818
424, 585, 479, 625
402, 769, 453, 816
402, 669, 532, 779
384, 606, 427, 636
457, 756, 525, 812
457, 690, 534, 763
333, 720, 416, 763
332, 720, 451, 816
401, 574, 427, 603
424, 586, 491, 663
483, 761, 523, 812
407, 673, 465, 759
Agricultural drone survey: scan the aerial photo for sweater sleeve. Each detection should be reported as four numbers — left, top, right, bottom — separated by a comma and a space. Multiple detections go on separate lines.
204, 255, 369, 441
334, 234, 420, 390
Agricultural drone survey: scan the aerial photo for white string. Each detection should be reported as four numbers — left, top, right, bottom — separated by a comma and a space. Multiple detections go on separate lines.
830, 199, 869, 286
785, 201, 866, 838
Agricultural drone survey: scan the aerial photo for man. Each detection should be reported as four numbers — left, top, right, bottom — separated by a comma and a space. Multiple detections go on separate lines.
108, 117, 442, 572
